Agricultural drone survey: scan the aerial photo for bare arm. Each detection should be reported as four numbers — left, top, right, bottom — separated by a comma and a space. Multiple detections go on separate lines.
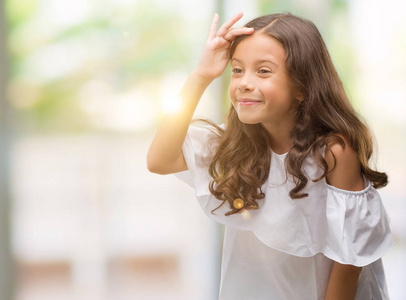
324, 137, 363, 299
147, 12, 254, 174
325, 261, 362, 300
147, 72, 212, 174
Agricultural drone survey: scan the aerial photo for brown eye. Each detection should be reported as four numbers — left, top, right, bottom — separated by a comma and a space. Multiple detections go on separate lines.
258, 69, 271, 74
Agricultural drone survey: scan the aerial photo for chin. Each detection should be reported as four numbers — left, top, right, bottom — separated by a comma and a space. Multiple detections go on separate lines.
236, 114, 261, 125
232, 105, 262, 125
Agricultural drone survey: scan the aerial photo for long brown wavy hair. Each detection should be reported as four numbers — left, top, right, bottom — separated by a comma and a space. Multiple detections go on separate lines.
206, 13, 388, 216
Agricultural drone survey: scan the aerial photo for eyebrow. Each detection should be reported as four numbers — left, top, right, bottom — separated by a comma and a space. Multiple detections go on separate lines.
231, 58, 279, 67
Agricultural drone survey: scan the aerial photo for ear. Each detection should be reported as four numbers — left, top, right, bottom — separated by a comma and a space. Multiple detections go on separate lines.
295, 91, 304, 101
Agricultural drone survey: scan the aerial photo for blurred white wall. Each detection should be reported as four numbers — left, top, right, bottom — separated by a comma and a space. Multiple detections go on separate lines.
349, 1, 406, 298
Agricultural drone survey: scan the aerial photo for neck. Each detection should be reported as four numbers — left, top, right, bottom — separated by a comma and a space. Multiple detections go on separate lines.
261, 119, 295, 155
268, 131, 292, 154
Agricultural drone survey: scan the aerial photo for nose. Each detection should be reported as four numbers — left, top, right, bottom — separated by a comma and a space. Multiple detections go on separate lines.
237, 74, 255, 92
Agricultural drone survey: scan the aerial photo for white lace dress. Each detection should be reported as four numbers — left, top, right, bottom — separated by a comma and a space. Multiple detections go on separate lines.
175, 125, 393, 300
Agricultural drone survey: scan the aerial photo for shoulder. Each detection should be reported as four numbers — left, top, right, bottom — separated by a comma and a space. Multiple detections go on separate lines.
183, 123, 223, 163
187, 123, 222, 141
324, 134, 365, 191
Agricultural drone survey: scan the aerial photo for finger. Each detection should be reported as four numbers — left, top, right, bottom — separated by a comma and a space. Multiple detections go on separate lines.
224, 27, 254, 41
216, 11, 244, 37
208, 13, 219, 39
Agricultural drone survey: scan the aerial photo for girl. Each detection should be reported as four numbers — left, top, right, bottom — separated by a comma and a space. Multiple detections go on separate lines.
147, 12, 393, 300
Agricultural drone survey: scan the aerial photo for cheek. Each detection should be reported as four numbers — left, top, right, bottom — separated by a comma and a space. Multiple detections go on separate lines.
228, 81, 237, 101
262, 80, 290, 99
228, 82, 239, 111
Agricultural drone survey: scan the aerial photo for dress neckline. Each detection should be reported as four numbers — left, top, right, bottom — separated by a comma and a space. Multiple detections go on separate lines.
271, 149, 289, 158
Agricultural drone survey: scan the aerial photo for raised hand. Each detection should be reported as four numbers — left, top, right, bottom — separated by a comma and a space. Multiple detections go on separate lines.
195, 12, 254, 81
147, 14, 253, 175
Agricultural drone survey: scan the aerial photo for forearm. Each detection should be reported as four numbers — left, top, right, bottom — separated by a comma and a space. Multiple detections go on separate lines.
325, 261, 362, 300
147, 70, 213, 174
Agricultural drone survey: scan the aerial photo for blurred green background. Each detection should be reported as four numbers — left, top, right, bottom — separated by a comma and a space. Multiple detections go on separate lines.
1, 0, 405, 299
4, 0, 358, 134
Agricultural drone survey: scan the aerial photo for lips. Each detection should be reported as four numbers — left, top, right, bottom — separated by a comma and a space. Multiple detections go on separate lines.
237, 98, 262, 106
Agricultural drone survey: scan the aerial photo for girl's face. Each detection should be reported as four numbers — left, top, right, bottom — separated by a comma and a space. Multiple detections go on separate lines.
229, 33, 299, 133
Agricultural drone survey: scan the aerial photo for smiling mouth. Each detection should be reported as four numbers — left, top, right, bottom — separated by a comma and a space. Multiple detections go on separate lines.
237, 98, 262, 106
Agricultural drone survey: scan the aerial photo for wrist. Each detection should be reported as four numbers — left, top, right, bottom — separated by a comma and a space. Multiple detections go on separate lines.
177, 70, 214, 109
190, 69, 216, 86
